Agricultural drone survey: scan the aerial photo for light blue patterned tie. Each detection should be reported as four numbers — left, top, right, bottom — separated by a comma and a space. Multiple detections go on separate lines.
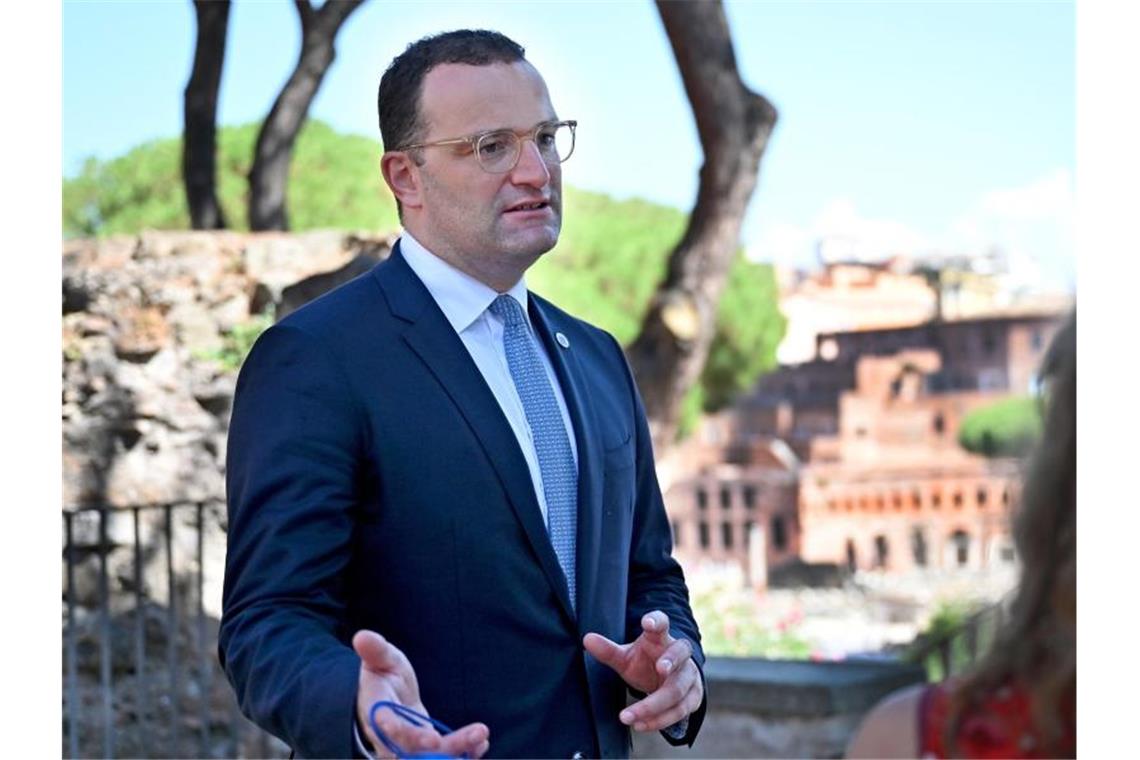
489, 294, 577, 611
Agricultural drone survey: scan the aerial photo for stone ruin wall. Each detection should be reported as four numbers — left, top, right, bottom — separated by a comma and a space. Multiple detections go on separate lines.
62, 229, 396, 619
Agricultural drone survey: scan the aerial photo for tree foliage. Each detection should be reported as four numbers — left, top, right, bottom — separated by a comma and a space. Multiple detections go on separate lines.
63, 124, 785, 421
64, 121, 399, 237
958, 395, 1043, 457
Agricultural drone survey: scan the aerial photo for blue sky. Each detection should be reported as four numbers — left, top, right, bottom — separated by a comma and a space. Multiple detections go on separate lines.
63, 0, 1074, 289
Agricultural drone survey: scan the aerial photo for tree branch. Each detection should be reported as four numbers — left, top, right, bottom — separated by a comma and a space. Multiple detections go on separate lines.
626, 0, 778, 451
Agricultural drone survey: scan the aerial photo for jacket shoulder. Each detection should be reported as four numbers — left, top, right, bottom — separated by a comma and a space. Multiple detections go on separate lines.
275, 262, 387, 337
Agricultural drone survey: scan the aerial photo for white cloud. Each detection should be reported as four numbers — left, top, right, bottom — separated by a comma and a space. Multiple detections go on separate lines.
748, 198, 931, 268
946, 169, 1074, 290
746, 220, 813, 268
979, 169, 1074, 220
812, 198, 931, 262
748, 169, 1075, 292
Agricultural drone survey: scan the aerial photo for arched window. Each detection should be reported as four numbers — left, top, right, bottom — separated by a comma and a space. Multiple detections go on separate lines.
874, 535, 889, 569
911, 527, 928, 567
771, 515, 787, 551
950, 530, 971, 567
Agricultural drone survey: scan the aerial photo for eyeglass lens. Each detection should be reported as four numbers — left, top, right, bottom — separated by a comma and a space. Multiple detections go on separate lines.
476, 123, 575, 173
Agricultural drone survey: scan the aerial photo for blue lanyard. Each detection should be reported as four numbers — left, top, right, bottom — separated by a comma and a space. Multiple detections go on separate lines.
368, 700, 467, 759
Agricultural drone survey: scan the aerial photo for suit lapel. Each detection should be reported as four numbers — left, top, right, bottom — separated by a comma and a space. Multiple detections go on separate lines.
528, 296, 604, 629
372, 245, 576, 623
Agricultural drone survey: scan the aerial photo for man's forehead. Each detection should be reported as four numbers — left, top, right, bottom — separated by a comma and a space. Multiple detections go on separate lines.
419, 60, 556, 135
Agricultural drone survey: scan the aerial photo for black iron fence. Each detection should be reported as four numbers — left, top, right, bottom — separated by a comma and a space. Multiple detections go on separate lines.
906, 601, 1006, 682
62, 502, 287, 759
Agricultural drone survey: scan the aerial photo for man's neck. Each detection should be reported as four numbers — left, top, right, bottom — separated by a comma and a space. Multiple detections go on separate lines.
401, 228, 526, 293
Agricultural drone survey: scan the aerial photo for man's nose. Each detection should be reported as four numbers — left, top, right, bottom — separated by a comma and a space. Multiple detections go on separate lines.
509, 138, 551, 187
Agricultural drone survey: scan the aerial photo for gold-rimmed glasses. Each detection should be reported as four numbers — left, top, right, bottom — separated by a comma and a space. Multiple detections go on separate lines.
397, 119, 577, 174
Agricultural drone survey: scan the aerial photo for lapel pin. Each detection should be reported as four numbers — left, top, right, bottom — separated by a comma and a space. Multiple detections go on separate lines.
556, 332, 570, 349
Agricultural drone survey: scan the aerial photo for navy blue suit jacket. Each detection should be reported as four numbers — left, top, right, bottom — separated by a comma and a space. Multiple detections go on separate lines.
219, 244, 705, 758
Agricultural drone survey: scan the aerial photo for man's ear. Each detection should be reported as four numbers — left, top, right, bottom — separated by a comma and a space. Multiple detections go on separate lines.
381, 152, 423, 212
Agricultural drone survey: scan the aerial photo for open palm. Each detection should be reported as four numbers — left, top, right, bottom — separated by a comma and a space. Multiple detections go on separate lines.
353, 630, 490, 758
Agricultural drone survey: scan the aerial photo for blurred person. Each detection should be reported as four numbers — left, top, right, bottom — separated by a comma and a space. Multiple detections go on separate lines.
846, 311, 1076, 759
219, 29, 706, 759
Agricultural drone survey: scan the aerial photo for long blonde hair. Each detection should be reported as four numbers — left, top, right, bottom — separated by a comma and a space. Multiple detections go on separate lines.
947, 310, 1076, 756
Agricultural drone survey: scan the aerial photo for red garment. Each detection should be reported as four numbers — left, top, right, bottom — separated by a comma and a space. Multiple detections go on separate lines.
918, 680, 1075, 759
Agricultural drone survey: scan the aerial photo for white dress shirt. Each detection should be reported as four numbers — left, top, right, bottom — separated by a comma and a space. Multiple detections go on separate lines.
399, 231, 579, 527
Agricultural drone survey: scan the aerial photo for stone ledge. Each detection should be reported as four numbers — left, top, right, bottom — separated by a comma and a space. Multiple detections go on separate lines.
633, 656, 925, 758
703, 656, 926, 718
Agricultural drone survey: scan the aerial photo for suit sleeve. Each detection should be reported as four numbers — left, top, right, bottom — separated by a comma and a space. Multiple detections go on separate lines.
218, 323, 367, 759
608, 334, 709, 746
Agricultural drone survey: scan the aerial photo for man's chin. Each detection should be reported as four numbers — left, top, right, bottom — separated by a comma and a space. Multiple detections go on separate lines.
503, 224, 561, 258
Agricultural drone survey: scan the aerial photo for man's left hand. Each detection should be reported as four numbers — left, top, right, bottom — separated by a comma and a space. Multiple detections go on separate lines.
582, 610, 703, 733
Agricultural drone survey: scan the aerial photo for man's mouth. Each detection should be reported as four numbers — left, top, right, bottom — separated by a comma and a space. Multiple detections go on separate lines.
504, 200, 552, 213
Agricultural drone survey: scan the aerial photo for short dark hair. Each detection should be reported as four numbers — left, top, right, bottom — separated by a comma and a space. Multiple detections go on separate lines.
377, 29, 526, 153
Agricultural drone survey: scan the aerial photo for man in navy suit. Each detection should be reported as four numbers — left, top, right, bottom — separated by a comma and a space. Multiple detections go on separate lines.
219, 29, 706, 759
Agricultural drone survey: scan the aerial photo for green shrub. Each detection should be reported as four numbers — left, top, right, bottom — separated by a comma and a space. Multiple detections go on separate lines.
958, 396, 1043, 457
194, 314, 274, 372
64, 121, 400, 237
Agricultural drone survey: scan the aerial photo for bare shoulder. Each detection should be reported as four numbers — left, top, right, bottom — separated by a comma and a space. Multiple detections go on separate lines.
845, 682, 927, 759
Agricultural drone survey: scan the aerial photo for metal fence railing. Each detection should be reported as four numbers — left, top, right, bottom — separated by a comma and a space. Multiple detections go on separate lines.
906, 601, 1006, 682
62, 502, 287, 759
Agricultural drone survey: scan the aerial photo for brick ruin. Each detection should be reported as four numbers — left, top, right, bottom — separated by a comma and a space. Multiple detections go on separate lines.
665, 310, 1065, 582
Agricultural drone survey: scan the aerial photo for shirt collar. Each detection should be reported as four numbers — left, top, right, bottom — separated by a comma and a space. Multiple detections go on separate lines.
398, 231, 530, 333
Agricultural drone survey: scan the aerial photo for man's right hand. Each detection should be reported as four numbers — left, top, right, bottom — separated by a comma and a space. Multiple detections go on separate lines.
353, 630, 490, 759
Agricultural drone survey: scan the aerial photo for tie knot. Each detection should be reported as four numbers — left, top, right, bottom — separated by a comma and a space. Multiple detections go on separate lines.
490, 294, 527, 328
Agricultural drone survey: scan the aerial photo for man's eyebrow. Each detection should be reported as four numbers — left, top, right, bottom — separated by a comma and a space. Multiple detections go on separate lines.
485, 118, 560, 134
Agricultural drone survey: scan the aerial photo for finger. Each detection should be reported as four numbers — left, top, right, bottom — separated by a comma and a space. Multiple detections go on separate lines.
641, 611, 673, 645
632, 698, 689, 733
630, 667, 702, 732
353, 630, 409, 675
655, 636, 693, 678
619, 660, 697, 727
369, 713, 442, 756
582, 632, 627, 670
438, 722, 490, 757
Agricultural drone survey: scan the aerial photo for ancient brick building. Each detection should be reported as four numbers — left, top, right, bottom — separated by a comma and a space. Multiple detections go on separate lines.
664, 309, 1066, 582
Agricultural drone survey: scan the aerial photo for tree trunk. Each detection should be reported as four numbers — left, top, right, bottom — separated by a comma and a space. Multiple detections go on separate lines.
248, 0, 366, 231
626, 0, 778, 451
183, 0, 231, 230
